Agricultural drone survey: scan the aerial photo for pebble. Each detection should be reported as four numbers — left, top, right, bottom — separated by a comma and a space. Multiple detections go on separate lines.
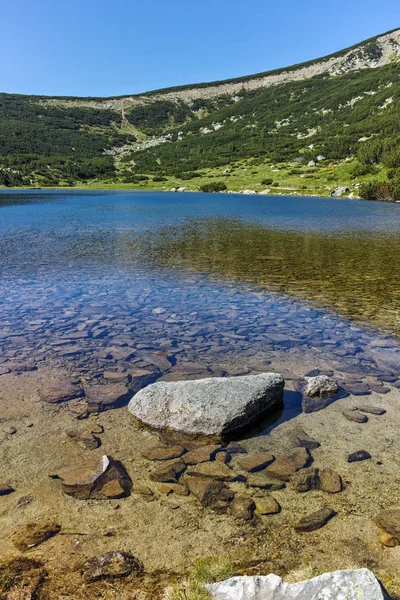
295, 507, 336, 532
348, 450, 372, 463
343, 410, 368, 423
254, 496, 280, 515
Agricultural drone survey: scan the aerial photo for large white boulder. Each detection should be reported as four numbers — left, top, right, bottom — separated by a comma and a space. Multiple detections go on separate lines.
128, 373, 284, 435
207, 569, 389, 599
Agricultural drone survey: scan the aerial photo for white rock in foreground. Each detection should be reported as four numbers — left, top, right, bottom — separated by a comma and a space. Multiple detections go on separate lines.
128, 373, 284, 435
207, 569, 389, 599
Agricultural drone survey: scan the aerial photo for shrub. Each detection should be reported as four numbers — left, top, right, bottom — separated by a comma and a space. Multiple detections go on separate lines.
359, 181, 391, 201
261, 178, 273, 185
152, 175, 167, 182
351, 162, 378, 177
199, 181, 227, 193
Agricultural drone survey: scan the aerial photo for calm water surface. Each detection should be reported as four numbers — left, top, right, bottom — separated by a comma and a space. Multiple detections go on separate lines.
1, 190, 400, 414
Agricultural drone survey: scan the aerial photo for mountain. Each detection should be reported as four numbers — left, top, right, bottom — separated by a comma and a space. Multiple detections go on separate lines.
1, 28, 400, 199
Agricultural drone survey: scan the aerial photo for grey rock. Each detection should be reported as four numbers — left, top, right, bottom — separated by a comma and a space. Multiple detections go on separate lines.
303, 375, 339, 398
343, 410, 368, 423
207, 569, 390, 599
294, 507, 336, 532
348, 450, 371, 463
83, 551, 142, 583
292, 429, 320, 449
128, 373, 284, 435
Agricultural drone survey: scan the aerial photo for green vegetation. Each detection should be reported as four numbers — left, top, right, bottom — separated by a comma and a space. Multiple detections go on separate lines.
199, 181, 227, 193
164, 557, 235, 600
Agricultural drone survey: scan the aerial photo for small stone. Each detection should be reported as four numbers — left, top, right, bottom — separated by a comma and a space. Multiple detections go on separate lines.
142, 445, 186, 462
376, 508, 400, 538
319, 469, 342, 494
158, 483, 189, 496
100, 480, 127, 499
357, 405, 386, 415
304, 376, 339, 398
12, 521, 61, 551
83, 551, 142, 583
345, 382, 371, 396
266, 448, 310, 481
246, 474, 285, 490
348, 450, 372, 463
290, 467, 320, 492
343, 410, 368, 423
226, 443, 247, 455
133, 485, 154, 500
238, 452, 275, 473
254, 496, 280, 515
88, 423, 104, 434
0, 484, 14, 496
150, 459, 186, 483
183, 445, 220, 465
379, 531, 399, 547
4, 426, 17, 435
84, 383, 132, 413
58, 455, 132, 499
186, 477, 234, 509
39, 379, 83, 404
186, 462, 239, 482
17, 495, 34, 508
293, 429, 320, 449
229, 495, 255, 521
295, 507, 336, 532
67, 430, 101, 450
215, 451, 231, 464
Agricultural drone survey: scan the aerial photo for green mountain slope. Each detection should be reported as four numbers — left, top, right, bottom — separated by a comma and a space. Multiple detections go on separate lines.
1, 28, 400, 198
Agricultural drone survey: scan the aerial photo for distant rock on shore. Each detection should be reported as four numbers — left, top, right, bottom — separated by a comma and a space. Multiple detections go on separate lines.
128, 373, 284, 435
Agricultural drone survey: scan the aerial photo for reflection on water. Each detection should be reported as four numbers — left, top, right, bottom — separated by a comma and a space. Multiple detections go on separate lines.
1, 190, 400, 406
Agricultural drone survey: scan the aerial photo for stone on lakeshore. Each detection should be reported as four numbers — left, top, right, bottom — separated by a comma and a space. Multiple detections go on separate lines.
226, 442, 247, 454
238, 452, 275, 473
4, 426, 17, 435
182, 445, 220, 465
295, 507, 336, 532
128, 373, 284, 436
343, 410, 368, 423
292, 429, 320, 449
348, 450, 371, 463
266, 448, 310, 481
254, 496, 280, 515
290, 467, 320, 492
320, 468, 343, 494
133, 484, 154, 500
150, 459, 186, 483
246, 474, 285, 490
358, 405, 386, 415
345, 382, 371, 396
186, 462, 238, 482
302, 395, 337, 413
303, 375, 339, 398
186, 476, 234, 509
0, 484, 14, 496
376, 508, 400, 538
215, 451, 231, 464
39, 378, 84, 404
158, 483, 189, 496
12, 521, 61, 551
67, 430, 100, 450
85, 383, 132, 413
142, 445, 186, 462
207, 569, 390, 599
58, 455, 132, 500
229, 495, 255, 521
379, 531, 399, 547
130, 368, 161, 394
83, 551, 142, 583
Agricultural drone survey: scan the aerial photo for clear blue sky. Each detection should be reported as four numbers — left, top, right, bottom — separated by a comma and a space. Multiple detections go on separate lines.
1, 0, 399, 97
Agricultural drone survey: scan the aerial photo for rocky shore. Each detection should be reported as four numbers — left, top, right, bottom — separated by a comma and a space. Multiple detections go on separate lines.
0, 361, 400, 599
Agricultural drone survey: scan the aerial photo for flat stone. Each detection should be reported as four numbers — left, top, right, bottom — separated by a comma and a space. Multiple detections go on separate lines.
150, 459, 186, 483
302, 395, 336, 413
246, 474, 285, 490
67, 430, 101, 450
290, 467, 320, 492
83, 551, 142, 583
345, 383, 371, 396
85, 384, 132, 413
12, 521, 61, 551
266, 448, 310, 481
142, 445, 186, 462
39, 378, 83, 404
225, 443, 247, 454
0, 484, 15, 496
58, 455, 132, 499
186, 476, 234, 509
343, 410, 368, 423
303, 376, 339, 398
207, 569, 390, 599
254, 496, 280, 515
130, 368, 161, 394
358, 405, 386, 415
215, 451, 231, 464
4, 426, 17, 435
320, 469, 343, 494
128, 373, 284, 436
158, 483, 189, 496
379, 531, 399, 547
293, 429, 320, 449
348, 450, 371, 463
133, 484, 154, 499
238, 452, 275, 472
376, 508, 400, 538
295, 507, 336, 532
100, 480, 128, 498
186, 462, 238, 482
182, 445, 220, 465
229, 495, 255, 521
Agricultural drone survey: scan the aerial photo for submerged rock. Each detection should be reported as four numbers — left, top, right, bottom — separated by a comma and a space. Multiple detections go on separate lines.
294, 507, 336, 532
376, 508, 400, 538
12, 521, 61, 551
39, 379, 83, 404
58, 455, 132, 499
207, 569, 390, 599
348, 450, 371, 463
128, 373, 284, 436
303, 375, 339, 398
85, 383, 132, 413
186, 476, 234, 510
266, 448, 310, 481
83, 551, 142, 583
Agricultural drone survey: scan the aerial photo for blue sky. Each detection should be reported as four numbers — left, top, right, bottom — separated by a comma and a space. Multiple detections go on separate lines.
1, 0, 399, 97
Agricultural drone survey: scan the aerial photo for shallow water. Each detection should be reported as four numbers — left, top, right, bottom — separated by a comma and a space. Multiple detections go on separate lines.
1, 189, 400, 411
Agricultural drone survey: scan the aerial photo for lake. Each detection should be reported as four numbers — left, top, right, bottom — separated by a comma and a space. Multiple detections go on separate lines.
1, 189, 400, 407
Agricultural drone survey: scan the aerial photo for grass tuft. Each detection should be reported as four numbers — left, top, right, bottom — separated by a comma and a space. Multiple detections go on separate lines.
164, 556, 235, 600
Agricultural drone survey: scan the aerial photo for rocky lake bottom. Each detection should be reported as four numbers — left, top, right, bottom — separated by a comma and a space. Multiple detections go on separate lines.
1, 190, 400, 598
